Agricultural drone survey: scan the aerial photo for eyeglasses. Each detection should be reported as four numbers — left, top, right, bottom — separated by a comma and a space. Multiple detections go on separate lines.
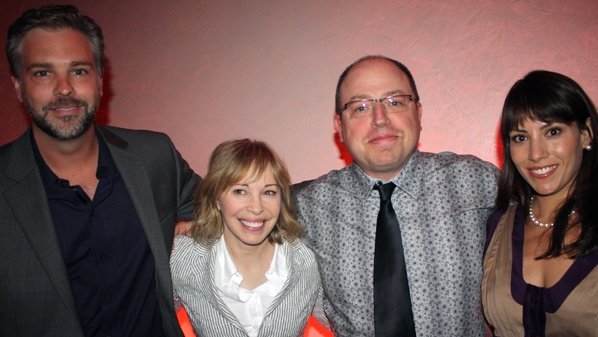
342, 94, 416, 119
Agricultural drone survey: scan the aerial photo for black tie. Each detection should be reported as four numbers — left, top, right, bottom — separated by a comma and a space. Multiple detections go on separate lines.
374, 182, 416, 337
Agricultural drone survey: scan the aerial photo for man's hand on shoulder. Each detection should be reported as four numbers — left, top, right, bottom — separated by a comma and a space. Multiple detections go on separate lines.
174, 220, 194, 237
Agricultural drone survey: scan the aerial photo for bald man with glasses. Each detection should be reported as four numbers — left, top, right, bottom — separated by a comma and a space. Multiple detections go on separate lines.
294, 55, 498, 337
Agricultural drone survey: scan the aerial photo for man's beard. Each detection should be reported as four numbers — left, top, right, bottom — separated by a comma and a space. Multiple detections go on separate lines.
22, 94, 99, 141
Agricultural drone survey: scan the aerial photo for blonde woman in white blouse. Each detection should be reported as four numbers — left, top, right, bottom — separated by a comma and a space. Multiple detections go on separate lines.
170, 139, 328, 337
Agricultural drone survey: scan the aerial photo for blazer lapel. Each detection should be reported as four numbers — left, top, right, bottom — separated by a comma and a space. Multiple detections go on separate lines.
4, 130, 79, 317
264, 241, 304, 317
197, 243, 246, 332
264, 241, 301, 317
98, 128, 171, 275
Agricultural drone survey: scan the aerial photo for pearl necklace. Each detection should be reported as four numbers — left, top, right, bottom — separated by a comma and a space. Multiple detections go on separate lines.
528, 195, 554, 228
528, 195, 576, 229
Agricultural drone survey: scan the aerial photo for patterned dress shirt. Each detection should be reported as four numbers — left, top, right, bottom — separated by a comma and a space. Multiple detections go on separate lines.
296, 150, 498, 337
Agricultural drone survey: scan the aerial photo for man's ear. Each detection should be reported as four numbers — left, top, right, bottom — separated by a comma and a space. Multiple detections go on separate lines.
416, 101, 423, 131
11, 76, 23, 103
334, 114, 344, 143
98, 76, 103, 97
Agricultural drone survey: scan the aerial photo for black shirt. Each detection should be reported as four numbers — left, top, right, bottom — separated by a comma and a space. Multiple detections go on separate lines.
33, 133, 166, 337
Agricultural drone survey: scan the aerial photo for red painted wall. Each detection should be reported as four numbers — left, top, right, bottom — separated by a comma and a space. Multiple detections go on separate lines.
2, 1, 598, 180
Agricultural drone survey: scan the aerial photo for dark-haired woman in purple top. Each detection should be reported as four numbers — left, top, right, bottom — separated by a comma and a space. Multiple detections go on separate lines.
482, 70, 598, 336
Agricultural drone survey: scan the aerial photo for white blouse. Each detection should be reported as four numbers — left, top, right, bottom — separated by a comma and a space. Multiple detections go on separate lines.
213, 238, 289, 337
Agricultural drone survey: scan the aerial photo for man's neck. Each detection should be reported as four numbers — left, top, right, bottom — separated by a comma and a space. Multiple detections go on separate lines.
33, 125, 100, 197
33, 125, 97, 163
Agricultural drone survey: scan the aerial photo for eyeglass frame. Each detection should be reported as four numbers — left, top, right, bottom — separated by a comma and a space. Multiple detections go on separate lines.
341, 94, 417, 117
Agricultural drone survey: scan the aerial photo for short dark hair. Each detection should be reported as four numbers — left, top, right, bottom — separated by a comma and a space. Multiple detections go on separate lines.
6, 4, 105, 78
497, 70, 598, 257
334, 55, 420, 115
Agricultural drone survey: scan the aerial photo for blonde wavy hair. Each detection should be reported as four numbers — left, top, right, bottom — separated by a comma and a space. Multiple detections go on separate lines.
192, 139, 303, 245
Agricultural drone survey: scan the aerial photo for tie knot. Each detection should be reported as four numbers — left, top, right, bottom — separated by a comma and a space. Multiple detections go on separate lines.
375, 182, 396, 202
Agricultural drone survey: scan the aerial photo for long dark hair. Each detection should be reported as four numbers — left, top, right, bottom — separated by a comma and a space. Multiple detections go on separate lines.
496, 70, 598, 257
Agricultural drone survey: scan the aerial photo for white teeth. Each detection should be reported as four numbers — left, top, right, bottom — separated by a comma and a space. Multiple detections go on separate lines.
240, 220, 263, 228
531, 165, 556, 175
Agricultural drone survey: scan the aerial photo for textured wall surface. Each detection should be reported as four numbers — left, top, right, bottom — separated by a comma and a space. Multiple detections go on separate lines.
2, 0, 598, 183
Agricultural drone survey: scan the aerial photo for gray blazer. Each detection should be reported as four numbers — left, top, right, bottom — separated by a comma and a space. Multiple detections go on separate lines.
170, 235, 328, 337
0, 126, 199, 337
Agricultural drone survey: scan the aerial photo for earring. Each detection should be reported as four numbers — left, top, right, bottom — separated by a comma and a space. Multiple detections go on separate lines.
585, 144, 592, 150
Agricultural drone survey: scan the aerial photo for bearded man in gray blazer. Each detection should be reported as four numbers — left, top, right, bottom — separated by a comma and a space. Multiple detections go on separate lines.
0, 5, 199, 337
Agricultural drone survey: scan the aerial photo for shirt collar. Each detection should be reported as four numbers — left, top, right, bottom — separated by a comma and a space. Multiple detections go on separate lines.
346, 149, 420, 199
31, 125, 118, 188
214, 237, 289, 302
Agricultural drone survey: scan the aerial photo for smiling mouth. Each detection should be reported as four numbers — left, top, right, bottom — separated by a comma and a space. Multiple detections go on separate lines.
45, 98, 86, 112
53, 105, 81, 110
240, 220, 265, 229
530, 165, 557, 177
369, 134, 398, 144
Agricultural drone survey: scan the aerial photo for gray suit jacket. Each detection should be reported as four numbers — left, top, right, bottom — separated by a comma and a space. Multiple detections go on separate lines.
170, 236, 328, 337
0, 126, 199, 337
